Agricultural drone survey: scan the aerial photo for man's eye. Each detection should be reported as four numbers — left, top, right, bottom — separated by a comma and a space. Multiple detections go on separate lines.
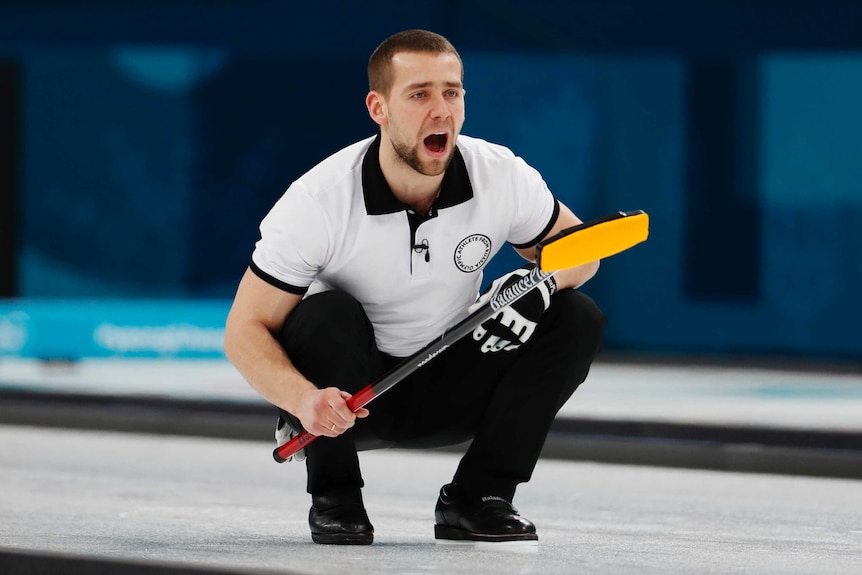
446, 90, 460, 97
411, 92, 426, 99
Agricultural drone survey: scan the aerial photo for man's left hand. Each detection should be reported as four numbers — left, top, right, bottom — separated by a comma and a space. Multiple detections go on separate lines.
469, 264, 556, 353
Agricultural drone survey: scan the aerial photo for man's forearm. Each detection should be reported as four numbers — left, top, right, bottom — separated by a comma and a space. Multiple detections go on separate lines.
224, 322, 316, 415
552, 260, 600, 291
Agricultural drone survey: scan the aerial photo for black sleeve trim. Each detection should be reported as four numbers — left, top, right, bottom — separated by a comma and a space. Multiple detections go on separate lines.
249, 260, 309, 295
510, 199, 561, 250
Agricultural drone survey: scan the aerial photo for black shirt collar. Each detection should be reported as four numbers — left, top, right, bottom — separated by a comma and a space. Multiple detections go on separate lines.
362, 133, 474, 215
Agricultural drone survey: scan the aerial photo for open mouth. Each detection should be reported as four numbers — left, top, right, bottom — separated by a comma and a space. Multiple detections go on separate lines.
423, 132, 448, 154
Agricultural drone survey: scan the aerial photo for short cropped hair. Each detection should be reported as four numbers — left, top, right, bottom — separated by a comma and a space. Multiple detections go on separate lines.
368, 29, 463, 96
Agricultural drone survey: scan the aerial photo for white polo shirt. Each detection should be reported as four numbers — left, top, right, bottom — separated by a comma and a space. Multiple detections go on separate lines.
250, 134, 559, 357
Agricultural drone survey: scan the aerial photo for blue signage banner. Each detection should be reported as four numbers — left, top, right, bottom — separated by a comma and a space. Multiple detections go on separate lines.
0, 299, 230, 359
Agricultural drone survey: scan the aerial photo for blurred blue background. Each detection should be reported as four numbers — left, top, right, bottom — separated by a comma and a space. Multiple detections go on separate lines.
0, 0, 860, 363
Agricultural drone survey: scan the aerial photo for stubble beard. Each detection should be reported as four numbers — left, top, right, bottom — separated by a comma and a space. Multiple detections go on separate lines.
391, 135, 452, 177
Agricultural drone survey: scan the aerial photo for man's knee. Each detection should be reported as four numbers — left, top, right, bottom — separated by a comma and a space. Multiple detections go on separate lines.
280, 290, 373, 350
548, 289, 607, 356
277, 291, 380, 393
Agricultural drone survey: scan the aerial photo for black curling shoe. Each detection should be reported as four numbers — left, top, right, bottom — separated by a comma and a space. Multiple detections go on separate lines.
308, 490, 374, 545
434, 483, 538, 543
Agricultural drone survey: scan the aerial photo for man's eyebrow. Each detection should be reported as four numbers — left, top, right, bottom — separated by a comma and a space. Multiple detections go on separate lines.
403, 80, 463, 91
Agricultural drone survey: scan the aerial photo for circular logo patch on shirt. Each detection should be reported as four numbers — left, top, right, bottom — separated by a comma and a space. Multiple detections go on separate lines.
454, 234, 492, 273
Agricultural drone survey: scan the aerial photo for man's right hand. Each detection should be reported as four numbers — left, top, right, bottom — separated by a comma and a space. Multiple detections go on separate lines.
295, 387, 369, 437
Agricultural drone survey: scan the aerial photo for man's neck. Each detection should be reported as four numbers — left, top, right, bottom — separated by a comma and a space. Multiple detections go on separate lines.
392, 180, 441, 215
379, 146, 444, 215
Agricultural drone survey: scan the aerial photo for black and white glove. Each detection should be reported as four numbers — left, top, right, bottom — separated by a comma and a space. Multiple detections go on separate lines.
469, 263, 557, 353
275, 415, 306, 462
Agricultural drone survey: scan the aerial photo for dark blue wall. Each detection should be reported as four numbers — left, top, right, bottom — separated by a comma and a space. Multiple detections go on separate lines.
2, 1, 861, 362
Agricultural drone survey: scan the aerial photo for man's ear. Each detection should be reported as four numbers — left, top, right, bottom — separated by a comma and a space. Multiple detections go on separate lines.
366, 91, 387, 126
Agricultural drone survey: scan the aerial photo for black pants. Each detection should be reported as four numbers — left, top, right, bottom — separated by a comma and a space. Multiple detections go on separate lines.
277, 288, 606, 502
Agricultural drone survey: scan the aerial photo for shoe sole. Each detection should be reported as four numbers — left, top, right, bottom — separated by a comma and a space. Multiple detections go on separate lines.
436, 539, 539, 553
434, 524, 538, 544
311, 532, 374, 545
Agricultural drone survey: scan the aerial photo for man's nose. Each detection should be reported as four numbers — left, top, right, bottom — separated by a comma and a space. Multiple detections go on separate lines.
429, 93, 451, 119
